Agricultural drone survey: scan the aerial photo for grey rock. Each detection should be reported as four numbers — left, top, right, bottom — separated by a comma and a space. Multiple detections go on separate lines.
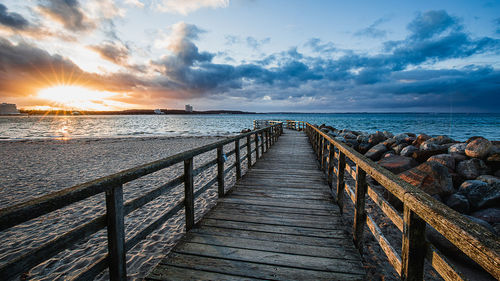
393, 143, 408, 155
465, 137, 492, 158
420, 142, 446, 151
394, 133, 409, 142
459, 180, 500, 210
426, 135, 454, 145
445, 193, 470, 214
427, 154, 455, 170
364, 143, 388, 161
413, 134, 431, 147
448, 143, 467, 154
357, 142, 373, 154
456, 158, 490, 180
400, 145, 418, 157
382, 131, 394, 138
476, 175, 500, 187
471, 208, 500, 224
368, 131, 387, 145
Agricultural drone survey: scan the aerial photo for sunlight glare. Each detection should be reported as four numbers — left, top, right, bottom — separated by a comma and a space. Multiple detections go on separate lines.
37, 85, 120, 110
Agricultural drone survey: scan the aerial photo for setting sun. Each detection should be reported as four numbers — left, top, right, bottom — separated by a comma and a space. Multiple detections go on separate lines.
37, 85, 123, 111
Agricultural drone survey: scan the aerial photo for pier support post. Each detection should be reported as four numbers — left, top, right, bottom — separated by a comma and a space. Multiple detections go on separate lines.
336, 152, 346, 213
217, 146, 225, 197
353, 166, 367, 252
246, 135, 252, 168
401, 204, 426, 281
105, 184, 127, 281
327, 144, 335, 188
254, 133, 260, 159
184, 158, 194, 230
235, 139, 241, 180
260, 132, 265, 154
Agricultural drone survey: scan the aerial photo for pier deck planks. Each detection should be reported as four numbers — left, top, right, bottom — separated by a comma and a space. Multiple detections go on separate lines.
147, 129, 365, 281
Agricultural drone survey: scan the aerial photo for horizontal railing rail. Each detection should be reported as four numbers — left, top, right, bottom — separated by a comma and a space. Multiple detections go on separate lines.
284, 121, 499, 281
254, 119, 305, 131
0, 123, 283, 281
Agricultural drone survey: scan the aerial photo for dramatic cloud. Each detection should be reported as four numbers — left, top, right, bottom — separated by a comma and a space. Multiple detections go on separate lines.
38, 0, 95, 32
124, 0, 144, 8
1, 8, 499, 112
0, 3, 30, 30
157, 0, 229, 15
354, 17, 390, 38
88, 41, 129, 65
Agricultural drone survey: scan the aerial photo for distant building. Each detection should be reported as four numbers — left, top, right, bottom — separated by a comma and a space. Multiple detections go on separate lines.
0, 103, 20, 115
154, 109, 165, 115
185, 104, 193, 112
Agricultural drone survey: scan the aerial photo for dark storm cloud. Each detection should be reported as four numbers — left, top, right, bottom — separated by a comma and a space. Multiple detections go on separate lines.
38, 0, 95, 32
407, 10, 459, 40
0, 4, 30, 30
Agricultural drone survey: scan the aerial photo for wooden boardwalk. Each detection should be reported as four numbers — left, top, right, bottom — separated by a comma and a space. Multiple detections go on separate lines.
147, 130, 365, 281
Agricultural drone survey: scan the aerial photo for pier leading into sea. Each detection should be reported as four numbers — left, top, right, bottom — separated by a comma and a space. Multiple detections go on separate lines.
0, 121, 498, 281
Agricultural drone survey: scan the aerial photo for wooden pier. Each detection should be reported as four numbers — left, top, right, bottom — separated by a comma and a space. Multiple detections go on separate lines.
1, 121, 498, 281
147, 130, 365, 280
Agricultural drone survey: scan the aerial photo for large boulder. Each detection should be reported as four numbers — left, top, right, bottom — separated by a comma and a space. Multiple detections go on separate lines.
393, 143, 408, 155
448, 143, 467, 154
427, 154, 455, 170
456, 158, 490, 180
399, 162, 454, 197
357, 142, 372, 154
413, 134, 431, 147
394, 133, 409, 142
459, 180, 500, 210
400, 145, 418, 157
411, 147, 448, 163
465, 137, 492, 158
476, 175, 500, 188
420, 143, 446, 151
364, 143, 388, 161
378, 155, 418, 174
471, 208, 500, 224
368, 131, 386, 145
445, 193, 470, 214
425, 135, 454, 145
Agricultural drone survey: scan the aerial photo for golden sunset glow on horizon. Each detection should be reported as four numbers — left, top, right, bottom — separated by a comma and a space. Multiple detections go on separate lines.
36, 85, 127, 111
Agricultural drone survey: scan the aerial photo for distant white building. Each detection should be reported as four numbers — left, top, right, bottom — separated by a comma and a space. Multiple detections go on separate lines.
0, 103, 20, 115
154, 109, 165, 115
185, 104, 193, 112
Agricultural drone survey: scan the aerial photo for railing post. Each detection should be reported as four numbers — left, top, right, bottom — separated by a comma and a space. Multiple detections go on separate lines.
105, 184, 126, 281
401, 203, 426, 281
353, 166, 367, 252
336, 152, 346, 214
321, 137, 327, 171
327, 143, 335, 188
318, 135, 324, 162
260, 132, 265, 154
246, 135, 252, 168
217, 146, 225, 197
235, 139, 241, 180
254, 133, 260, 159
266, 129, 270, 150
184, 157, 194, 230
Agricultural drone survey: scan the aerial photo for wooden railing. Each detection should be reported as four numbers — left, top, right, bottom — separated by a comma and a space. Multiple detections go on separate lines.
288, 121, 499, 281
254, 120, 305, 131
0, 123, 283, 281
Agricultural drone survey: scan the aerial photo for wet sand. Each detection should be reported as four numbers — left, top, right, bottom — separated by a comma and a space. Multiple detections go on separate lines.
0, 136, 244, 280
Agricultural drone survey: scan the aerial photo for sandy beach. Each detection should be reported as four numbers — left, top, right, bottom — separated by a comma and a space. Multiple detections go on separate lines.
0, 136, 244, 280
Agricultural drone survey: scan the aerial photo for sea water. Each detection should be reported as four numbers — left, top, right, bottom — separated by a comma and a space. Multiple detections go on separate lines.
0, 113, 499, 141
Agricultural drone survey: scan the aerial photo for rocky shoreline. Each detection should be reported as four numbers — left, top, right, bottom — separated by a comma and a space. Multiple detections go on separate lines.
316, 124, 499, 277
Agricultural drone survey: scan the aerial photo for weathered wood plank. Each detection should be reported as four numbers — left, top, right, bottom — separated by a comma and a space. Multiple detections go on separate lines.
160, 253, 364, 281
147, 264, 262, 281
172, 242, 365, 274
183, 233, 360, 260
105, 184, 127, 281
198, 218, 346, 238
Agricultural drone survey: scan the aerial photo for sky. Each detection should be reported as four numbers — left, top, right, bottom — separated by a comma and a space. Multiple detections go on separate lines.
0, 0, 499, 112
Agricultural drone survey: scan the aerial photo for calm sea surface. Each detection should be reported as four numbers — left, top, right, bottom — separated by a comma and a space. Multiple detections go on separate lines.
0, 113, 498, 141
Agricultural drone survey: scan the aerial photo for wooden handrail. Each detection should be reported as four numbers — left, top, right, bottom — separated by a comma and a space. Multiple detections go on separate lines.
283, 121, 499, 280
0, 123, 283, 281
